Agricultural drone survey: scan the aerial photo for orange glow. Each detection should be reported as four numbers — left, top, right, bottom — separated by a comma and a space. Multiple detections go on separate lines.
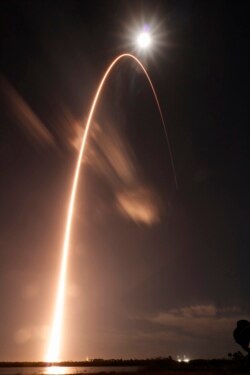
45, 53, 177, 362
44, 366, 66, 375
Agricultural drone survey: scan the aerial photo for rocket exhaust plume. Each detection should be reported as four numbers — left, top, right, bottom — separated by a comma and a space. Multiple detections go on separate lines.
45, 53, 177, 362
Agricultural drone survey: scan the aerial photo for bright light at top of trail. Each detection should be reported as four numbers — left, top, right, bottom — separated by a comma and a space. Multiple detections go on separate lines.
122, 19, 166, 60
137, 31, 151, 49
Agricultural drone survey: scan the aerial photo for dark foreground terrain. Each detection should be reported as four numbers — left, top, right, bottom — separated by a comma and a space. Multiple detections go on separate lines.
1, 357, 250, 373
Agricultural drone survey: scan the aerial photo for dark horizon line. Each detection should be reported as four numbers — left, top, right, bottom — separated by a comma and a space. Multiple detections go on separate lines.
0, 357, 236, 367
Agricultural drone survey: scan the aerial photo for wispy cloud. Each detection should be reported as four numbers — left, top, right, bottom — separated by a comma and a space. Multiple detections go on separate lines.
116, 186, 161, 225
77, 120, 163, 225
143, 304, 246, 339
0, 75, 54, 146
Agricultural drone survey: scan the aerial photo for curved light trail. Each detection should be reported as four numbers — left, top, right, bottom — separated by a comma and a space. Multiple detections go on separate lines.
45, 53, 177, 362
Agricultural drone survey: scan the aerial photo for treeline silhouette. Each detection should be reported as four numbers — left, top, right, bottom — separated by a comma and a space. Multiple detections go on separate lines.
0, 354, 249, 371
1, 358, 173, 367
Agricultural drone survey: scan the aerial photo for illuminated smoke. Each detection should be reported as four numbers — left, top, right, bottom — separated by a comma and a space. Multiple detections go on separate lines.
116, 186, 161, 225
45, 53, 177, 362
0, 75, 54, 146
87, 122, 162, 225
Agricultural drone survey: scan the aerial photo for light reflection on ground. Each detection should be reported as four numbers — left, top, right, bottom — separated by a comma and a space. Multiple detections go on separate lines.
0, 366, 139, 375
44, 367, 68, 375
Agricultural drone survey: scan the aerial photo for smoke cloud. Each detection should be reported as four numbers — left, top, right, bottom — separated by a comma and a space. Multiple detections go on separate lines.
71, 119, 162, 225
117, 187, 161, 225
0, 75, 54, 146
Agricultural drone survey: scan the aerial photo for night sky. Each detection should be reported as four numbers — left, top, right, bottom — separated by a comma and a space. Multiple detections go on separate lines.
0, 0, 249, 362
